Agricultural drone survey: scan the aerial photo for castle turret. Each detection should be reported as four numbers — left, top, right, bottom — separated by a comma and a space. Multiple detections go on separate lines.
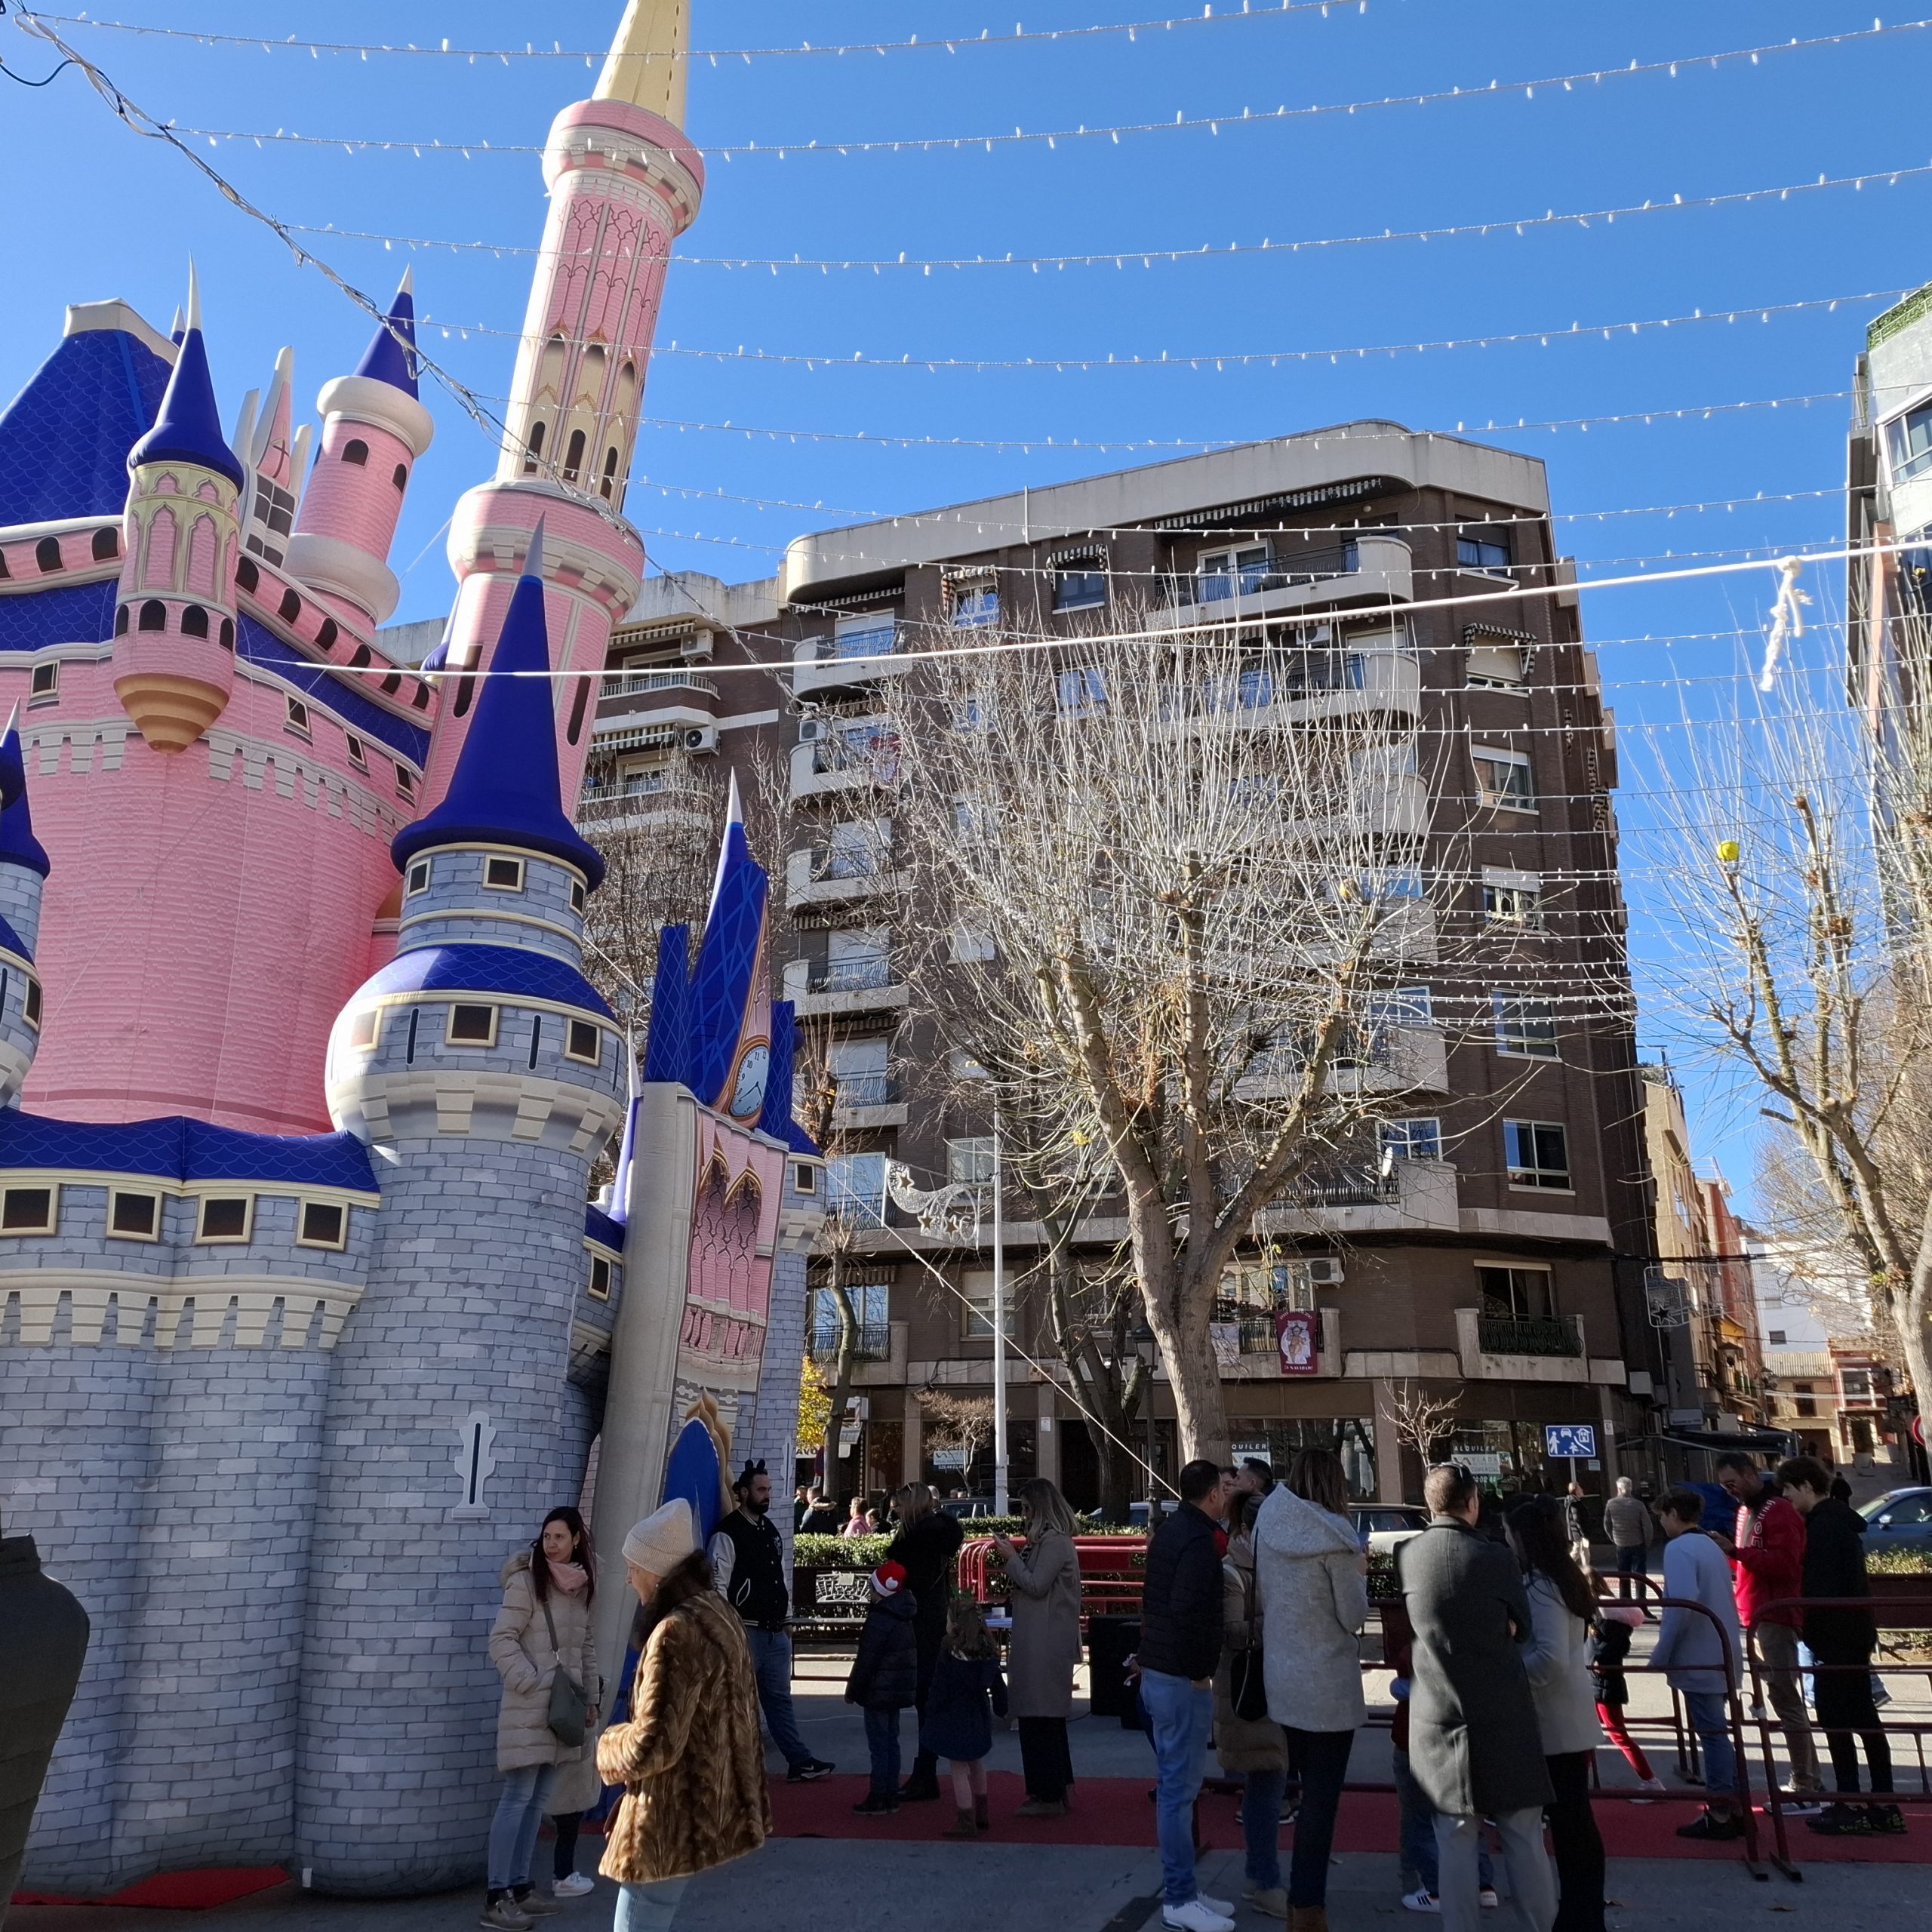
295, 528, 624, 1895
110, 268, 244, 753
230, 346, 312, 571
0, 712, 49, 1106
283, 272, 432, 631
421, 0, 700, 812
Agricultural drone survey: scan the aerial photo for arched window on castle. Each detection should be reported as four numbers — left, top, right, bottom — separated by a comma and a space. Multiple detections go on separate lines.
91, 528, 119, 562
343, 439, 369, 467
137, 601, 167, 632
562, 429, 587, 485
522, 419, 546, 476
600, 448, 620, 502
392, 463, 408, 491
35, 537, 62, 573
180, 605, 210, 639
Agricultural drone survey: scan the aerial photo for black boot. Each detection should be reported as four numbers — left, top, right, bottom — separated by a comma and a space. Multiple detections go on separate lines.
898, 1750, 943, 1801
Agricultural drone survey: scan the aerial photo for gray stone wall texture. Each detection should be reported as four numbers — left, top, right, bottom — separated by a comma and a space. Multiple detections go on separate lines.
0, 866, 45, 955
292, 1133, 606, 1896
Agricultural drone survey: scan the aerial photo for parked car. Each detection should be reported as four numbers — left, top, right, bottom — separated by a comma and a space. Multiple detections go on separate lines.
940, 1496, 998, 1521
1128, 1499, 1182, 1528
1351, 1503, 1431, 1555
1859, 1487, 1932, 1553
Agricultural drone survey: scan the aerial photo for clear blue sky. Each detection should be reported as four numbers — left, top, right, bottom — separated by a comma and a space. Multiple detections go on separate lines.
4, 1, 1927, 1202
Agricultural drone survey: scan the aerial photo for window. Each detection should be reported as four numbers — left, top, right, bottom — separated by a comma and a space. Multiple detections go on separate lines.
569, 879, 586, 914
1457, 525, 1512, 572
949, 1049, 992, 1081
346, 734, 368, 772
789, 1159, 820, 1196
961, 1267, 1017, 1340
138, 600, 167, 632
1472, 746, 1535, 809
826, 1151, 888, 1226
405, 860, 431, 896
588, 1252, 614, 1300
832, 611, 897, 661
950, 580, 999, 629
235, 556, 260, 593
22, 978, 42, 1029
196, 1195, 253, 1242
1841, 1367, 1874, 1399
1057, 666, 1107, 717
1380, 1117, 1443, 1163
1054, 565, 1107, 611
1493, 995, 1558, 1059
563, 428, 587, 484
299, 1200, 347, 1250
1368, 986, 1433, 1026
1793, 1383, 1817, 1417
1503, 1119, 1571, 1190
447, 1003, 497, 1047
29, 661, 57, 702
949, 922, 995, 963
1482, 871, 1544, 928
1885, 403, 1932, 485
1, 1185, 56, 1233
92, 526, 119, 561
947, 1137, 997, 1185
1466, 639, 1527, 689
484, 856, 526, 892
1478, 1264, 1553, 1319
1767, 1328, 1788, 1347
34, 536, 62, 573
109, 1189, 160, 1240
392, 463, 409, 491
1197, 543, 1272, 601
253, 475, 296, 542
566, 1019, 602, 1066
396, 768, 416, 801
808, 1281, 890, 1352
345, 1009, 380, 1054
342, 439, 369, 467
285, 696, 311, 737
180, 605, 210, 640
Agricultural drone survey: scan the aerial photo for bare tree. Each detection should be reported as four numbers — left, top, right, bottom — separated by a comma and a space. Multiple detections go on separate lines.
1635, 653, 1932, 1401
1386, 1379, 1463, 1473
918, 1389, 998, 1492
885, 618, 1463, 1460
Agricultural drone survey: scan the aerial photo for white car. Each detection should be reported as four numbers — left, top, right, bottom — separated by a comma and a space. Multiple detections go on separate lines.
1352, 1504, 1431, 1555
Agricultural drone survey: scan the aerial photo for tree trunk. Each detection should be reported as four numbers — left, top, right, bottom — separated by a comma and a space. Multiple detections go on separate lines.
822, 1272, 861, 1499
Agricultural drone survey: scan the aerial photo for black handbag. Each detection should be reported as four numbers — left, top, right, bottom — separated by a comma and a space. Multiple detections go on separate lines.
1229, 1564, 1269, 1721
540, 1597, 589, 1747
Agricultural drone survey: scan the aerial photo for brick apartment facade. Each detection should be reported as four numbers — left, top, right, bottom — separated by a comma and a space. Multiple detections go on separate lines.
572, 423, 1660, 1507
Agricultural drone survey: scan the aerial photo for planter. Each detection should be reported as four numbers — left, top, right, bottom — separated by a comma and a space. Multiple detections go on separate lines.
1868, 1573, 1932, 1628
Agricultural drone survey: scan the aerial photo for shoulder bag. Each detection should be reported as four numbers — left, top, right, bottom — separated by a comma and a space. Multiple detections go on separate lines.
540, 1595, 589, 1747
1228, 1562, 1269, 1721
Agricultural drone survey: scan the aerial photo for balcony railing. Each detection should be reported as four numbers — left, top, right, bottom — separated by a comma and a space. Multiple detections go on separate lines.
601, 669, 720, 698
579, 774, 712, 808
1478, 1313, 1583, 1358
832, 1073, 899, 1108
1163, 543, 1360, 608
809, 1321, 894, 1364
804, 954, 895, 994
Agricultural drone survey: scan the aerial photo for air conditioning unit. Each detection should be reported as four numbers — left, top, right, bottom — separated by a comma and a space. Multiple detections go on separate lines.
1305, 1257, 1346, 1288
798, 718, 829, 744
684, 726, 719, 754
680, 628, 715, 662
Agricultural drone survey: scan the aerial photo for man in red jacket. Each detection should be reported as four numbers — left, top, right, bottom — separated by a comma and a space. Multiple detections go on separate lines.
1710, 1452, 1823, 1802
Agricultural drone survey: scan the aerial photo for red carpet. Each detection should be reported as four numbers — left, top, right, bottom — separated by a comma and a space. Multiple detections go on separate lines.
11, 1867, 286, 1909
770, 1774, 1932, 1865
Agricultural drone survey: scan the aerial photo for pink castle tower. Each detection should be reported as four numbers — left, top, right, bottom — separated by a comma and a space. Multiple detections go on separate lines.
422, 0, 701, 809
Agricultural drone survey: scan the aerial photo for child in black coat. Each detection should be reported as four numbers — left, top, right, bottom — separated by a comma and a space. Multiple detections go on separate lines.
846, 1561, 920, 1814
919, 1597, 1008, 1838
1589, 1604, 1664, 1793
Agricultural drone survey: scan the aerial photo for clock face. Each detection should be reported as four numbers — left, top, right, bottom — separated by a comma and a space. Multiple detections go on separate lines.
728, 1042, 771, 1123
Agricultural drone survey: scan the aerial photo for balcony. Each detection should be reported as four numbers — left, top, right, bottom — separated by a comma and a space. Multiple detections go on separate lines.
576, 774, 715, 833
789, 726, 900, 802
1456, 1306, 1592, 1383
794, 620, 909, 698
593, 667, 720, 734
783, 952, 909, 1020
1149, 534, 1414, 633
809, 1320, 895, 1365
1211, 1306, 1344, 1380
1205, 648, 1423, 728
829, 1072, 909, 1129
1327, 1024, 1450, 1098
784, 841, 906, 910
1254, 1158, 1459, 1238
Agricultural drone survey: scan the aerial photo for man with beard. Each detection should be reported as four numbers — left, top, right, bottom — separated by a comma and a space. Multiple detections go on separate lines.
709, 1460, 835, 1783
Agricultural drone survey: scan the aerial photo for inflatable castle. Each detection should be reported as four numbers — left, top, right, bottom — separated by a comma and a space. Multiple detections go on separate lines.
0, 0, 821, 1897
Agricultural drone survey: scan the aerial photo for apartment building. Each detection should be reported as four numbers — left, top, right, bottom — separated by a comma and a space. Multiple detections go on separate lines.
575, 423, 1656, 1507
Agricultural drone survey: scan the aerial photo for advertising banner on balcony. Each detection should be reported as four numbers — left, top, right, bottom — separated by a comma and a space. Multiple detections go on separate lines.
1275, 1310, 1319, 1377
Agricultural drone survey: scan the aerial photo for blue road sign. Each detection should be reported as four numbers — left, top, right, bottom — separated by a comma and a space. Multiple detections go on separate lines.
1544, 1423, 1598, 1460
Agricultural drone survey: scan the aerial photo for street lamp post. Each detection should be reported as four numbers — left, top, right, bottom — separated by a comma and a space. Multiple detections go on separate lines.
1131, 1320, 1158, 1513
992, 1105, 1008, 1516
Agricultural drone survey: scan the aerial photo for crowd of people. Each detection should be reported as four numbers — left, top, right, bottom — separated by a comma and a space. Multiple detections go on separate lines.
469, 1447, 1904, 1932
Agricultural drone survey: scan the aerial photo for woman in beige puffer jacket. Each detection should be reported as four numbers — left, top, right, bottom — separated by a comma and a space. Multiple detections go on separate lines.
482, 1508, 602, 1931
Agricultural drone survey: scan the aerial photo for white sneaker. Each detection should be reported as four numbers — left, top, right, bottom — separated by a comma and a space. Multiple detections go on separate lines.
1632, 1777, 1667, 1806
1162, 1903, 1235, 1932
1196, 1896, 1234, 1918
551, 1874, 595, 1900
1401, 1890, 1441, 1914
1479, 1889, 1500, 1909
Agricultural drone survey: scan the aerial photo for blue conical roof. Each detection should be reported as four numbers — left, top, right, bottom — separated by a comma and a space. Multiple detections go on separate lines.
0, 716, 51, 879
128, 276, 243, 490
392, 531, 604, 887
352, 272, 420, 398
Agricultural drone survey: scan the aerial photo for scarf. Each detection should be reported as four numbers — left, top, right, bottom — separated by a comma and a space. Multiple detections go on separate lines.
546, 1559, 590, 1595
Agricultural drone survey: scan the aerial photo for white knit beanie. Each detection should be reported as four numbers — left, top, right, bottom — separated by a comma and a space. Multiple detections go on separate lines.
621, 1497, 696, 1575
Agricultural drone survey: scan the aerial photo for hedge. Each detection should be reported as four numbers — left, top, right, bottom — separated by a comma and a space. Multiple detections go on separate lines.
795, 1521, 1142, 1572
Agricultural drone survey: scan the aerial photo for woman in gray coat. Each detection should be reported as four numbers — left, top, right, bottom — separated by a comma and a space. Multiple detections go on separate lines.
1506, 1496, 1605, 1932
1254, 1449, 1369, 1932
992, 1478, 1082, 1816
483, 1509, 601, 1931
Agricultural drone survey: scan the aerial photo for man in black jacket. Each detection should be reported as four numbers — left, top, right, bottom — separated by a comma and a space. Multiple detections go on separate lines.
708, 1460, 834, 1783
1138, 1460, 1235, 1932
1777, 1456, 1903, 1836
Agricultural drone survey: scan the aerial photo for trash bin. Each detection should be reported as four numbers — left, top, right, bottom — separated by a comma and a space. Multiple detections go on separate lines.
1088, 1614, 1140, 1726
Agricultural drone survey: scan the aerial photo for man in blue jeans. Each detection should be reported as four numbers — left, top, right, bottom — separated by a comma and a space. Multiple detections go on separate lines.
1653, 1487, 1745, 1840
708, 1460, 834, 1783
1137, 1459, 1236, 1932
